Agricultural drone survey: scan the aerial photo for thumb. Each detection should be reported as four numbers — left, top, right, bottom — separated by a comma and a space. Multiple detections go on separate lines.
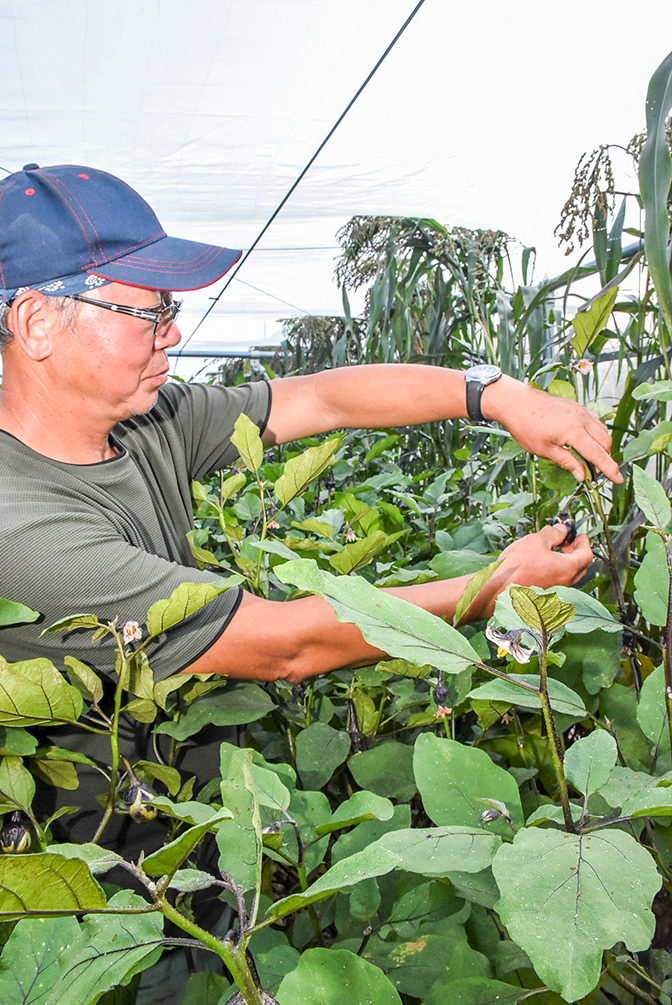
538, 522, 573, 549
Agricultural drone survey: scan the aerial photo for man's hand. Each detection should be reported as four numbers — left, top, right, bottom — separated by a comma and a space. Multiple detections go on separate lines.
483, 377, 623, 484
467, 522, 594, 620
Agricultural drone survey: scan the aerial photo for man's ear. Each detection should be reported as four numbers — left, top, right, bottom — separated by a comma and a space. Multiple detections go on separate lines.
7, 291, 57, 361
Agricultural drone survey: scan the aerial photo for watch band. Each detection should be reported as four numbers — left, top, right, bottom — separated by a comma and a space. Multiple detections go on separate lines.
465, 365, 503, 424
466, 380, 487, 424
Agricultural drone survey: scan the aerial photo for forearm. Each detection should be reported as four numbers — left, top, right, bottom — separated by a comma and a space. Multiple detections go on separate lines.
180, 524, 593, 684
263, 363, 469, 444
263, 363, 621, 483
181, 573, 474, 684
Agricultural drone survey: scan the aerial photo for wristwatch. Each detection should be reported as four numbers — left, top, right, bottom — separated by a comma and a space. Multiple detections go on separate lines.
465, 364, 503, 424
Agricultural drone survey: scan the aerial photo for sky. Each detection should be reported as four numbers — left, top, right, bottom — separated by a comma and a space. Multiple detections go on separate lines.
2, 0, 670, 374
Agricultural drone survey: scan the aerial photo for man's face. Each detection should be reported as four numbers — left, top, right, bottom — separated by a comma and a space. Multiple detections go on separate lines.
50, 282, 182, 423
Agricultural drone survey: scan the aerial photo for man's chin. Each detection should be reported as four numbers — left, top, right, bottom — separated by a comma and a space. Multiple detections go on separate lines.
120, 389, 160, 422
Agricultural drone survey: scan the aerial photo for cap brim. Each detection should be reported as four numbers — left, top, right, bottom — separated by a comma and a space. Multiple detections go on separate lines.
88, 234, 242, 291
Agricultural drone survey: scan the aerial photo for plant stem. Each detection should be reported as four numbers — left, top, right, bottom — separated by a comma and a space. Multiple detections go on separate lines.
604, 953, 659, 1005
537, 641, 573, 831
585, 478, 641, 688
90, 645, 126, 845
662, 535, 672, 754
159, 896, 265, 1005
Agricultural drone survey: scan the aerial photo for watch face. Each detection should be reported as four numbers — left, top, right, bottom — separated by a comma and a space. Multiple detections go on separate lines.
466, 364, 501, 383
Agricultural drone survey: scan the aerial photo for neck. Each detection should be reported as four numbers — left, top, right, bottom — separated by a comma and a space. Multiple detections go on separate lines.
0, 386, 119, 463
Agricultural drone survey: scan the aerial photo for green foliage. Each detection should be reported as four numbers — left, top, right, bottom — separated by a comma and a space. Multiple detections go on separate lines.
493, 828, 660, 1001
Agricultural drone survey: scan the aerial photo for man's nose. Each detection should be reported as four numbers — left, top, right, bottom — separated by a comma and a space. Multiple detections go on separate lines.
154, 319, 181, 350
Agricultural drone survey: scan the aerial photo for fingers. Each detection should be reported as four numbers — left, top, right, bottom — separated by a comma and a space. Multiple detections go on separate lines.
563, 533, 593, 568
540, 523, 592, 563
537, 523, 572, 548
512, 386, 623, 485
505, 525, 593, 587
563, 424, 623, 484
553, 406, 622, 484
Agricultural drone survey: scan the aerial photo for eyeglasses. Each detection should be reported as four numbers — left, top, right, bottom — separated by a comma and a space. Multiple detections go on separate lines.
70, 292, 182, 336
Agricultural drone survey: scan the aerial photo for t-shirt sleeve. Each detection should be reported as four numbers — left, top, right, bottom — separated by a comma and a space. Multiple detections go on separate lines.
0, 500, 243, 682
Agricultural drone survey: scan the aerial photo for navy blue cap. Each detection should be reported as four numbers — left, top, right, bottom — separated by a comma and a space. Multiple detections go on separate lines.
0, 164, 242, 302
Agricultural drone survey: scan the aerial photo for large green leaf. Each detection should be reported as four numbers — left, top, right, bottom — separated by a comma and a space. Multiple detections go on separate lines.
494, 585, 621, 635
424, 976, 526, 1005
276, 948, 402, 1005
492, 827, 661, 1001
0, 915, 81, 1004
63, 655, 104, 705
348, 740, 417, 801
621, 782, 672, 819
181, 972, 232, 1005
47, 842, 122, 875
637, 665, 671, 756
0, 659, 83, 727
564, 729, 618, 798
0, 756, 35, 814
570, 286, 619, 357
634, 531, 668, 627
251, 761, 292, 813
42, 891, 163, 1005
315, 790, 393, 836
468, 675, 586, 718
274, 437, 341, 506
145, 581, 229, 637
154, 682, 274, 740
640, 50, 672, 334
275, 559, 479, 673
142, 807, 233, 880
632, 465, 671, 531
455, 559, 502, 625
413, 733, 524, 834
41, 614, 99, 634
363, 926, 490, 1000
215, 744, 262, 892
622, 420, 672, 462
0, 729, 37, 757
295, 721, 350, 790
268, 843, 401, 919
329, 530, 389, 574
0, 853, 107, 917
0, 599, 40, 629
375, 825, 500, 876
632, 379, 672, 402
509, 585, 574, 638
231, 412, 263, 473
430, 550, 493, 579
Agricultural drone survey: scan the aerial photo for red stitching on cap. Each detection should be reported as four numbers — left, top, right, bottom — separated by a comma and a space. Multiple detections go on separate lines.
24, 188, 35, 196
78, 173, 89, 180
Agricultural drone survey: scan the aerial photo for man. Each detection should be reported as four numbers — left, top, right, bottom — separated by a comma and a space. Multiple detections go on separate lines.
0, 163, 621, 688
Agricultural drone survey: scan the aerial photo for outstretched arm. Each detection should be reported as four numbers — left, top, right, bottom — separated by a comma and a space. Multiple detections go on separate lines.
181, 524, 592, 682
262, 364, 622, 484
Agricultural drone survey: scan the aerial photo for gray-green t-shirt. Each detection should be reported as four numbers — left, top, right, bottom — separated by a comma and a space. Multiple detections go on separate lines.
0, 379, 271, 680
